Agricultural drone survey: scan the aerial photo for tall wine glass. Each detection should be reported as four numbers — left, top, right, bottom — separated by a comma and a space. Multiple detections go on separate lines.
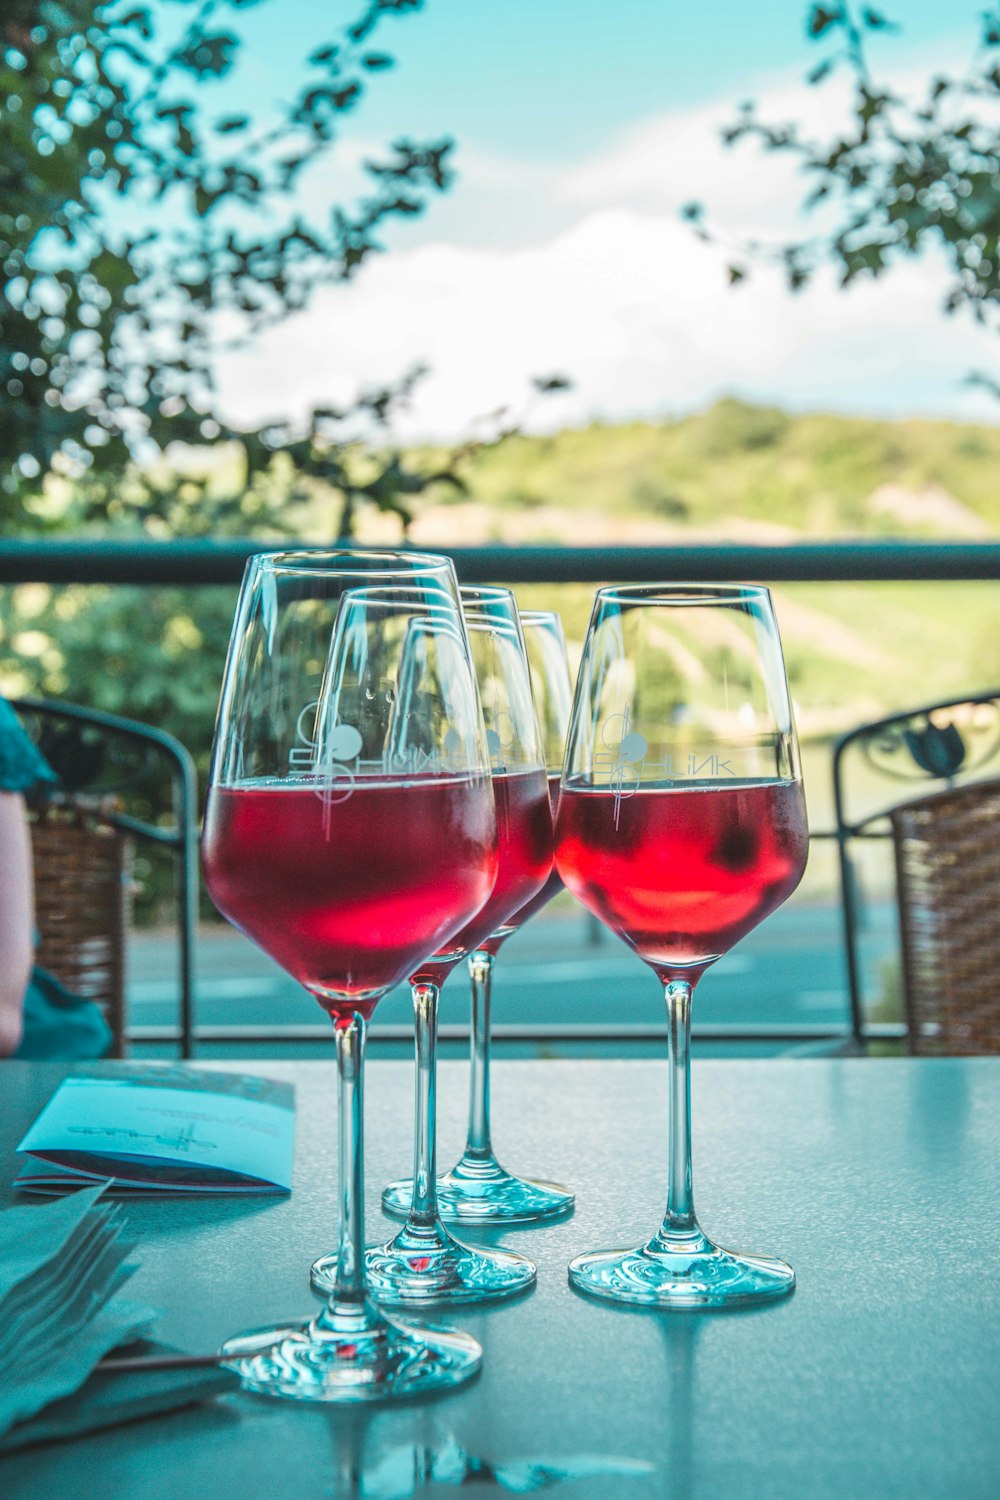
201, 550, 499, 1399
555, 584, 809, 1308
433, 609, 576, 1223
319, 585, 551, 1304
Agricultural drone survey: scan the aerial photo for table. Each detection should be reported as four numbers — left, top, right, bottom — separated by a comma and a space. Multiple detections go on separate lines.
2, 1057, 999, 1499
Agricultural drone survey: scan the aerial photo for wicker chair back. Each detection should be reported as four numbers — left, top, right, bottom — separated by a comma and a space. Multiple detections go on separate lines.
30, 797, 131, 1058
890, 778, 1000, 1055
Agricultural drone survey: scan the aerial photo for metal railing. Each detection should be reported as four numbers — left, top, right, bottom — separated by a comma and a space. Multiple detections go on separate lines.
7, 536, 994, 1055
3, 538, 1000, 585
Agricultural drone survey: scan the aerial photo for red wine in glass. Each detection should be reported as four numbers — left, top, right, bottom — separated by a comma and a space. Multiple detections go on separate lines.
413, 768, 552, 978
203, 776, 499, 1018
555, 779, 808, 983
481, 774, 562, 952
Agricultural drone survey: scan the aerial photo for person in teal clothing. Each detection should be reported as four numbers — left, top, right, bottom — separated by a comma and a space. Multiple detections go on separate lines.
0, 698, 112, 1059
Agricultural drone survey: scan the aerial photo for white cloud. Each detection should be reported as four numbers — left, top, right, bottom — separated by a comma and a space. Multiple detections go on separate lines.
214, 64, 1000, 439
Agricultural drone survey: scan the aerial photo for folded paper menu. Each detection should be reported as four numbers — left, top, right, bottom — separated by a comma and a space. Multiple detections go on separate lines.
15, 1065, 294, 1196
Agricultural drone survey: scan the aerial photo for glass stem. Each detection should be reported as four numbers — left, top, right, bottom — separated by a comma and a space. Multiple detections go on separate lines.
408, 981, 442, 1230
316, 1011, 372, 1328
660, 978, 699, 1241
465, 949, 495, 1161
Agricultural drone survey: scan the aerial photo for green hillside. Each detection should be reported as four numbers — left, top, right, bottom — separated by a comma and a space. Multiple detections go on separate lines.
406, 397, 1000, 542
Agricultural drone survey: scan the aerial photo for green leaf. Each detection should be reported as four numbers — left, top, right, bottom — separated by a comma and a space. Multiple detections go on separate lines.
807, 5, 843, 39
348, 13, 377, 43
174, 31, 239, 79
300, 81, 361, 115
155, 100, 195, 127
808, 59, 835, 85
858, 87, 889, 126
277, 156, 308, 187
89, 250, 138, 293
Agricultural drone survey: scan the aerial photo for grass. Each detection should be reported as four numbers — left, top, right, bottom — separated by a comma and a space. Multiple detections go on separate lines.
415, 397, 1000, 540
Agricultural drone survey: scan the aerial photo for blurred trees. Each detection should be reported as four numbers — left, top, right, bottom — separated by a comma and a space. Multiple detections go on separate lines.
0, 0, 570, 802
686, 3, 1000, 388
0, 0, 469, 534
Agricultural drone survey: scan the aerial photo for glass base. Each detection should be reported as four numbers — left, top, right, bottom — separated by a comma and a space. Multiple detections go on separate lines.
382, 1158, 574, 1225
568, 1232, 795, 1310
312, 1226, 535, 1306
220, 1312, 482, 1403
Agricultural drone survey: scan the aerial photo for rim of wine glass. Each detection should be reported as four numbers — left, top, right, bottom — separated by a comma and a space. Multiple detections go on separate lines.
460, 584, 522, 634
247, 548, 458, 580
458, 586, 545, 770
595, 582, 772, 607
519, 609, 564, 626
518, 609, 569, 650
460, 584, 515, 605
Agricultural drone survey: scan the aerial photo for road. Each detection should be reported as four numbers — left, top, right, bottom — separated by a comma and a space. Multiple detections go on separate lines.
128, 893, 898, 1057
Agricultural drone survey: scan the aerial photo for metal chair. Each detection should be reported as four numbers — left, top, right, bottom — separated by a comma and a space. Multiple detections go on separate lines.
11, 697, 199, 1058
832, 691, 1000, 1053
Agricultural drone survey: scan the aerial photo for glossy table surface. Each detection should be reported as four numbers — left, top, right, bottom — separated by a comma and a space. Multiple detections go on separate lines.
1, 1056, 998, 1499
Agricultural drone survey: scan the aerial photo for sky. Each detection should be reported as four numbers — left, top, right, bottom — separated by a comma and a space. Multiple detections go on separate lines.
205, 1, 1000, 440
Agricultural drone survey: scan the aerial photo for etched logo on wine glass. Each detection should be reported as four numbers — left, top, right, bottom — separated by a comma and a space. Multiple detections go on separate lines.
288, 700, 363, 833
599, 707, 648, 830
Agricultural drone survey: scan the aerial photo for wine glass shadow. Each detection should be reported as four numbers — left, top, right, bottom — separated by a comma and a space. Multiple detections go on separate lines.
565, 1281, 793, 1500
653, 1284, 802, 1500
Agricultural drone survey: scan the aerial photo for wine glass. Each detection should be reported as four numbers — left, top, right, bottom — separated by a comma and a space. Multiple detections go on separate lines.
554, 583, 809, 1308
201, 550, 499, 1399
317, 585, 551, 1304
432, 608, 576, 1223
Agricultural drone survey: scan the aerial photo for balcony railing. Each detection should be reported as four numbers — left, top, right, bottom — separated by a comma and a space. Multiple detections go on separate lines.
4, 538, 1000, 585
7, 537, 998, 1056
